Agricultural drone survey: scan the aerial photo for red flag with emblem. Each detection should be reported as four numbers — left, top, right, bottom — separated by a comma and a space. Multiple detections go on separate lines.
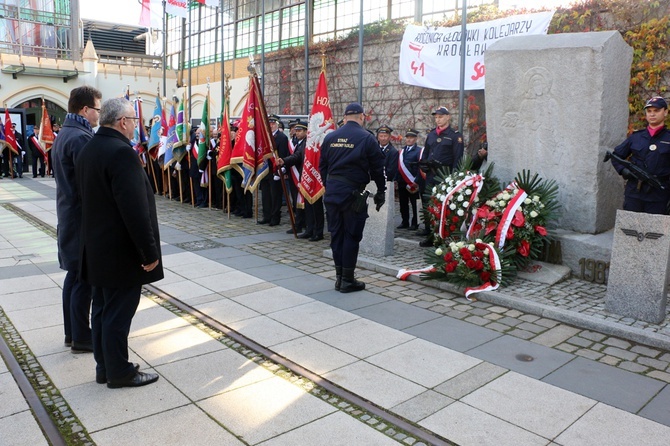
300, 70, 335, 204
230, 76, 273, 193
4, 109, 18, 156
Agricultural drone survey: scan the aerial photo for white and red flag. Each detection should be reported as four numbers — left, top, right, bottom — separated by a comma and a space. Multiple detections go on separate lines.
230, 76, 274, 192
4, 109, 18, 156
300, 70, 335, 204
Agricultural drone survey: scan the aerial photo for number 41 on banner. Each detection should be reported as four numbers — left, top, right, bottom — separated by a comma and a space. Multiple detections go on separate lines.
410, 60, 425, 77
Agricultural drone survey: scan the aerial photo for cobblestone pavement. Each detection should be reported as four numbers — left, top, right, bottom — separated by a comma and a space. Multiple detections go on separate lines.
156, 197, 670, 384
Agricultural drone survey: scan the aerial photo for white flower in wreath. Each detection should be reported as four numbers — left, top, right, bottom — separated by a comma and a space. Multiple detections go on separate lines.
502, 192, 510, 200
456, 241, 465, 248
449, 203, 457, 210
432, 187, 437, 194
524, 198, 532, 204
465, 189, 472, 195
486, 200, 495, 207
435, 247, 443, 256
530, 210, 538, 218
533, 195, 540, 202
451, 244, 459, 253
484, 248, 490, 255
457, 194, 464, 202
462, 201, 469, 208
498, 200, 506, 207
457, 209, 464, 216
468, 244, 475, 251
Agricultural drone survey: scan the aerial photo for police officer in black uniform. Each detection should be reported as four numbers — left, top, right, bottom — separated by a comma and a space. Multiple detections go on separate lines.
418, 106, 464, 246
611, 96, 670, 214
278, 121, 307, 234
320, 103, 386, 293
377, 125, 399, 182
397, 128, 421, 229
259, 114, 289, 225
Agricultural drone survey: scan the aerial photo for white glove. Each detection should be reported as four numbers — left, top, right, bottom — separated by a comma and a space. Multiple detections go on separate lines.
206, 155, 212, 160
273, 175, 280, 181
199, 169, 204, 173
281, 167, 286, 174
175, 162, 181, 171
21, 151, 26, 156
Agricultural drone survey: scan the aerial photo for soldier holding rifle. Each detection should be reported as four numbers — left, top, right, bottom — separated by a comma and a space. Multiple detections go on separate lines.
609, 96, 670, 214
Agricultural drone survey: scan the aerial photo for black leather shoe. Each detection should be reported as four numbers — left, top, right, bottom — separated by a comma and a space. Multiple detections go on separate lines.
416, 228, 430, 237
297, 232, 313, 239
96, 363, 140, 384
419, 238, 434, 247
409, 224, 419, 230
257, 219, 270, 225
107, 370, 159, 389
397, 223, 409, 229
309, 234, 324, 242
269, 221, 280, 226
71, 341, 94, 353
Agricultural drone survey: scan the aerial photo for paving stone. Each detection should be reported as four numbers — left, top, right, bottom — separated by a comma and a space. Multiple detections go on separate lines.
532, 325, 581, 348
602, 347, 637, 362
496, 317, 522, 327
574, 349, 604, 360
566, 336, 593, 348
483, 322, 510, 333
556, 343, 579, 353
516, 322, 546, 334
579, 331, 607, 342
434, 362, 507, 400
618, 361, 648, 373
505, 309, 523, 318
631, 345, 661, 358
534, 318, 560, 329
636, 357, 668, 370
648, 370, 670, 383
464, 315, 490, 326
602, 338, 632, 350
519, 314, 541, 323
599, 355, 621, 366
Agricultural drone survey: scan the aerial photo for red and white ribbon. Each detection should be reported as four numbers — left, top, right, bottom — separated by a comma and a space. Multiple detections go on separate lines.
398, 148, 418, 190
396, 266, 436, 280
495, 185, 527, 250
465, 242, 502, 300
438, 173, 484, 239
288, 139, 305, 208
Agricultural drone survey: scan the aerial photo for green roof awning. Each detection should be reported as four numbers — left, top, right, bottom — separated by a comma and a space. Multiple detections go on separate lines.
1, 64, 81, 82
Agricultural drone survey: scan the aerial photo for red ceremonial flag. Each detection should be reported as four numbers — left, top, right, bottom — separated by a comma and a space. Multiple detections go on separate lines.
230, 76, 274, 192
39, 101, 55, 152
300, 70, 335, 204
4, 109, 18, 156
216, 98, 233, 193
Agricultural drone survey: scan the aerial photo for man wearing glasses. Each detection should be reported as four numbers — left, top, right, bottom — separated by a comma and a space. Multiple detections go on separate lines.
52, 85, 102, 354
76, 98, 162, 388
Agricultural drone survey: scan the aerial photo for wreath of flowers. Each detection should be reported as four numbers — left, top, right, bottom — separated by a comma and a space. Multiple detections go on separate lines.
425, 164, 500, 245
468, 170, 559, 269
423, 239, 516, 299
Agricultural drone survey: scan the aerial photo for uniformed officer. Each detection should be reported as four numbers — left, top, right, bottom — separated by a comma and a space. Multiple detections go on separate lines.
611, 96, 670, 214
397, 128, 421, 230
320, 102, 386, 293
277, 121, 311, 237
259, 114, 289, 225
377, 125, 399, 182
418, 106, 464, 246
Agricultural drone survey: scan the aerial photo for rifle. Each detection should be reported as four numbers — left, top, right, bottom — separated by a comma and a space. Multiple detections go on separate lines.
409, 159, 442, 173
603, 151, 666, 190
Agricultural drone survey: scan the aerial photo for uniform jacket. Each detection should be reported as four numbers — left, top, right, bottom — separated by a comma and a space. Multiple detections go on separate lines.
51, 116, 95, 271
380, 143, 399, 181
320, 121, 386, 205
397, 143, 421, 185
283, 137, 306, 171
76, 126, 163, 288
612, 126, 670, 202
421, 125, 464, 179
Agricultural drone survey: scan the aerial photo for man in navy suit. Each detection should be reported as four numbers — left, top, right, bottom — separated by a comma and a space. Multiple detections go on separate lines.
396, 128, 422, 230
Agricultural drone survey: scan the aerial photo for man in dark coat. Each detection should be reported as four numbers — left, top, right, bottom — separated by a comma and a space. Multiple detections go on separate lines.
320, 103, 386, 292
396, 128, 422, 230
376, 125, 399, 182
51, 85, 102, 352
259, 114, 289, 225
76, 97, 163, 388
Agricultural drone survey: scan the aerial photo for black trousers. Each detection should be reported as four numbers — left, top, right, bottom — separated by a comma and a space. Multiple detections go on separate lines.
91, 285, 141, 381
326, 200, 367, 269
288, 179, 305, 230
398, 183, 419, 225
62, 269, 92, 343
623, 196, 669, 215
305, 197, 325, 236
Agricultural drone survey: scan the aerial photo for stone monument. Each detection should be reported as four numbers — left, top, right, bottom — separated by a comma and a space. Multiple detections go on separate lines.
605, 210, 670, 324
485, 30, 633, 273
360, 182, 395, 257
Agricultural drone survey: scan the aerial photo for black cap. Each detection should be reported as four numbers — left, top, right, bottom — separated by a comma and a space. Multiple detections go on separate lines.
405, 128, 419, 137
432, 106, 450, 115
645, 96, 668, 109
294, 120, 308, 130
344, 102, 364, 115
288, 119, 297, 128
268, 114, 281, 122
376, 125, 393, 134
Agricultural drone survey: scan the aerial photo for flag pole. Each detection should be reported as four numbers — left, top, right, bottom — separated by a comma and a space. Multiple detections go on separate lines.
224, 73, 231, 219
5, 103, 14, 179
206, 81, 212, 210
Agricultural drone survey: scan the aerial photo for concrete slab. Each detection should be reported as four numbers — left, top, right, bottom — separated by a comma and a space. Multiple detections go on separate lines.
129, 325, 226, 366
312, 318, 415, 359
0, 372, 31, 417
152, 269, 187, 287
543, 356, 666, 413
230, 287, 312, 313
556, 402, 670, 446
4, 302, 62, 333
62, 373, 189, 432
0, 274, 57, 295
193, 297, 261, 324
196, 270, 265, 293
323, 360, 426, 408
390, 390, 455, 423
0, 411, 49, 446
268, 301, 359, 335
129, 302, 191, 338
463, 371, 596, 438
36, 350, 101, 389
638, 384, 670, 427
367, 338, 481, 388
17, 324, 70, 358
227, 315, 304, 347
156, 244, 185, 256
258, 410, 399, 445
219, 253, 276, 269
215, 235, 266, 247
90, 404, 246, 446
0, 286, 62, 313
197, 376, 337, 444
404, 315, 502, 352
155, 349, 275, 401
160, 251, 207, 268
273, 275, 336, 295
168, 260, 235, 279
309, 288, 390, 311
196, 246, 249, 260
420, 401, 548, 446
271, 336, 358, 375
245, 263, 311, 281
352, 300, 441, 330
434, 361, 508, 400
153, 279, 213, 301
467, 334, 574, 379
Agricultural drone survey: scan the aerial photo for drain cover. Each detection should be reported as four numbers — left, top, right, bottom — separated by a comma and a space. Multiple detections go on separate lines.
515, 354, 534, 362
